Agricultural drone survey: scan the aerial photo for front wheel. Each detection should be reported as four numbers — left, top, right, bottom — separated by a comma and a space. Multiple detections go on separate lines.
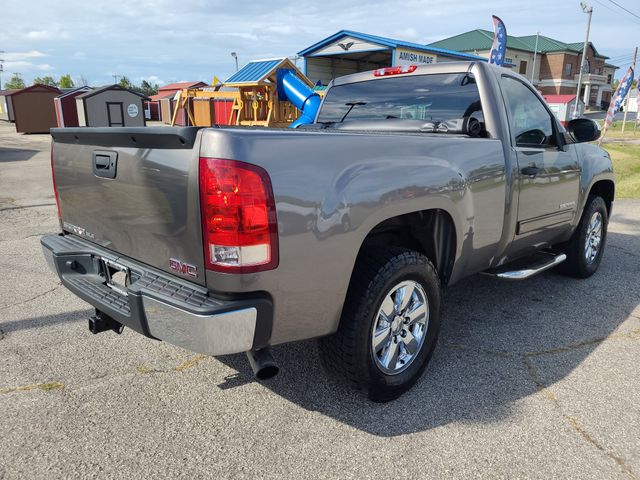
318, 248, 441, 402
559, 195, 609, 278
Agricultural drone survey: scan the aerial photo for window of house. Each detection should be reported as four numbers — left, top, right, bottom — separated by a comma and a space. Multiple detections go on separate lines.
564, 63, 573, 77
607, 74, 613, 84
501, 76, 556, 148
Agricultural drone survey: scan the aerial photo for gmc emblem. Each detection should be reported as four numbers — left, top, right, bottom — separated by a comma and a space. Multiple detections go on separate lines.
169, 258, 198, 278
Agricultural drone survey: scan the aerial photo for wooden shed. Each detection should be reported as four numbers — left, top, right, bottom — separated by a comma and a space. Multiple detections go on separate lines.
76, 85, 148, 127
9, 84, 61, 133
0, 89, 18, 122
158, 93, 175, 124
54, 86, 92, 127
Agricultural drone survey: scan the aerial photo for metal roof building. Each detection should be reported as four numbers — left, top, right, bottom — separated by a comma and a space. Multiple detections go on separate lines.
225, 59, 285, 84
297, 30, 486, 85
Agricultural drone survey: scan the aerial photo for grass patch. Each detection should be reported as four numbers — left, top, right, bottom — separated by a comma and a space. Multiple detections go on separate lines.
599, 120, 640, 140
603, 143, 640, 198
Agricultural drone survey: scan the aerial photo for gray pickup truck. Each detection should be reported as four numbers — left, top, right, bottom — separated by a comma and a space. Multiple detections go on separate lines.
42, 61, 614, 401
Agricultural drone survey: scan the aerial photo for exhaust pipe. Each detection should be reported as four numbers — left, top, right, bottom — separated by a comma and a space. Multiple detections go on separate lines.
246, 348, 279, 380
89, 310, 124, 335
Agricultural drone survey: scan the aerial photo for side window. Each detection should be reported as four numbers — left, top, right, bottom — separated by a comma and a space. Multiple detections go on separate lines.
501, 76, 556, 148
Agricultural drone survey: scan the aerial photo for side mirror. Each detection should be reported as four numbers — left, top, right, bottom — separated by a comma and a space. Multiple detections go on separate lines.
566, 118, 601, 143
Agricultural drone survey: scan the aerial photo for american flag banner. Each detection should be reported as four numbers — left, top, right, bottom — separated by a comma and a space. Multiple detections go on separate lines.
489, 15, 507, 67
600, 66, 635, 144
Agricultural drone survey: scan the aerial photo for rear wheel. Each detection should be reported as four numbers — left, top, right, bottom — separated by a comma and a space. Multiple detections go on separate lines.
318, 247, 441, 402
560, 195, 608, 278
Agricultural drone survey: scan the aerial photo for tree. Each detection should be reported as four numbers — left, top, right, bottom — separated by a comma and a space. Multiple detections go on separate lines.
77, 74, 90, 87
59, 74, 75, 88
118, 76, 133, 89
4, 74, 25, 90
33, 75, 59, 87
139, 79, 158, 96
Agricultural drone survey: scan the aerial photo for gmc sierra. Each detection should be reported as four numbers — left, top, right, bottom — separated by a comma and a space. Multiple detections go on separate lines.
42, 62, 614, 401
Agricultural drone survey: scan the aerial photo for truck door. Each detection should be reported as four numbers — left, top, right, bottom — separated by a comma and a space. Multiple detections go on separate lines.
500, 75, 580, 248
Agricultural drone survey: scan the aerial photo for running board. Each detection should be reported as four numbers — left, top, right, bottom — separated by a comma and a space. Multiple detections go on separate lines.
482, 252, 567, 281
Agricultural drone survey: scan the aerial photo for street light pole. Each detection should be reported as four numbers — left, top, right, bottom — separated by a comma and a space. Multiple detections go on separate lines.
530, 32, 539, 84
231, 52, 238, 72
573, 2, 593, 118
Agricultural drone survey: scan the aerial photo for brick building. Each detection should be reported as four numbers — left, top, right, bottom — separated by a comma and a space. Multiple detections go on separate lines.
429, 30, 617, 110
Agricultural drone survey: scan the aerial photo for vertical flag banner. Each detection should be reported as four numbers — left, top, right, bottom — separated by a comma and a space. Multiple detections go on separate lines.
489, 15, 507, 67
600, 66, 635, 144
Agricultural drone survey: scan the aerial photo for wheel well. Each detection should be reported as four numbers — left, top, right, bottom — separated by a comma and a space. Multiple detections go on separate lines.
357, 209, 457, 285
589, 180, 614, 215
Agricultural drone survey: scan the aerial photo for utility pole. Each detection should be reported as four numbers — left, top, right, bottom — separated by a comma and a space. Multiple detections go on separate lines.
231, 52, 239, 72
0, 51, 4, 90
112, 74, 120, 84
530, 32, 539, 84
621, 46, 638, 134
573, 2, 593, 119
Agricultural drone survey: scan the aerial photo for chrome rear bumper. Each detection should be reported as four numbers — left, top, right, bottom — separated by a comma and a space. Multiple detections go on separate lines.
41, 234, 272, 356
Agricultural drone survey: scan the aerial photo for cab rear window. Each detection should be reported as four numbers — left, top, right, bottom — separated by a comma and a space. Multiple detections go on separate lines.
317, 73, 483, 125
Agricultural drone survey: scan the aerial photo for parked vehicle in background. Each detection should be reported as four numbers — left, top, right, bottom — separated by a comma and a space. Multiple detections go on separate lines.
42, 62, 614, 401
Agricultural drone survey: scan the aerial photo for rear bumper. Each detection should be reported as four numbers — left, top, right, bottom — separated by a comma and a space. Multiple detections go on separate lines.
41, 234, 273, 356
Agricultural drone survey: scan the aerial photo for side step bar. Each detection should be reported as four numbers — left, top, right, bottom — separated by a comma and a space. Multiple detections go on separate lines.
482, 252, 567, 281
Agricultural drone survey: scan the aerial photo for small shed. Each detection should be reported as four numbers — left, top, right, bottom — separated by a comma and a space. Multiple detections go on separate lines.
143, 100, 160, 121
158, 93, 175, 124
0, 89, 18, 122
9, 84, 61, 133
54, 86, 92, 127
543, 94, 585, 126
153, 82, 207, 124
76, 85, 148, 127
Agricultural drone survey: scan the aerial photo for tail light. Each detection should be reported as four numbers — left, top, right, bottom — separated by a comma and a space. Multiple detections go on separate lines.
199, 157, 279, 273
373, 65, 418, 77
50, 142, 62, 221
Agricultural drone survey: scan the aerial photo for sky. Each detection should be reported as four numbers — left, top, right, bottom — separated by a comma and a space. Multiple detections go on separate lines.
2, 0, 639, 88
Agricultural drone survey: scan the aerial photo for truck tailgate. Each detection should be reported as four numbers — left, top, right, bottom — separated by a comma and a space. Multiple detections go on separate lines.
50, 127, 206, 286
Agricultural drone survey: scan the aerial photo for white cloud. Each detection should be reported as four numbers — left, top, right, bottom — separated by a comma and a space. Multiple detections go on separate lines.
2, 0, 636, 85
137, 75, 166, 86
4, 51, 47, 61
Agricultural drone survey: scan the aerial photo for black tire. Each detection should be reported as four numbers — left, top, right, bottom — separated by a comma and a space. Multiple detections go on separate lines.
559, 195, 608, 278
318, 247, 441, 402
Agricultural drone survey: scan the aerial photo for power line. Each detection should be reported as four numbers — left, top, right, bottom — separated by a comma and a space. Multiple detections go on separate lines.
593, 0, 640, 25
606, 0, 640, 21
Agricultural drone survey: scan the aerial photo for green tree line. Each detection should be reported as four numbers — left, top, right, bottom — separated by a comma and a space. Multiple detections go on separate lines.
3, 73, 158, 96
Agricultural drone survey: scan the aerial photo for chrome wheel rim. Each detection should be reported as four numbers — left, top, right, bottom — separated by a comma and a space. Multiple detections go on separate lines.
371, 280, 429, 375
585, 211, 603, 263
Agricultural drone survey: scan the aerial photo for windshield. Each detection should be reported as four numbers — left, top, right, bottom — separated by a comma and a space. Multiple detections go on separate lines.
317, 73, 484, 125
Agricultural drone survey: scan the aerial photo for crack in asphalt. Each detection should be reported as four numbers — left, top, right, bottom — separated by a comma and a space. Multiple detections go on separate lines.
443, 327, 640, 360
522, 355, 637, 480
0, 353, 210, 398
0, 381, 64, 395
0, 284, 62, 312
0, 203, 56, 212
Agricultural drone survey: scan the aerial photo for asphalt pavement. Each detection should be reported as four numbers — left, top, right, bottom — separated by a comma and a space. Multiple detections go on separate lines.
0, 121, 639, 479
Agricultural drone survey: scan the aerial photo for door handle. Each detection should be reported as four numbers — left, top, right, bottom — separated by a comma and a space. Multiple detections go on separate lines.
94, 155, 111, 169
92, 151, 118, 179
521, 166, 541, 176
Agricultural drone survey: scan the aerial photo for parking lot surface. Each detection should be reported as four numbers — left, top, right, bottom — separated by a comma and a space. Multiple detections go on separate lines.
1, 121, 639, 479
